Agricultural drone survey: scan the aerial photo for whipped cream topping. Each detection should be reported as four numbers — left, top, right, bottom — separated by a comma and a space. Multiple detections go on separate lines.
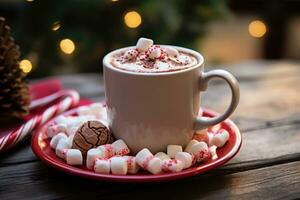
110, 38, 198, 73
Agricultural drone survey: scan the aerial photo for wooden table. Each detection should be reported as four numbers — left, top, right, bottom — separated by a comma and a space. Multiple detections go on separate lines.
1, 61, 300, 200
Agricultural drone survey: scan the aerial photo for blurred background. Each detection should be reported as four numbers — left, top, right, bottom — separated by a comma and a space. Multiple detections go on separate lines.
0, 0, 299, 78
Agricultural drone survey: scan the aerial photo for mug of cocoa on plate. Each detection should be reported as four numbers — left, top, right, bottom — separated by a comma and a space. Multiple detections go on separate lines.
103, 38, 240, 154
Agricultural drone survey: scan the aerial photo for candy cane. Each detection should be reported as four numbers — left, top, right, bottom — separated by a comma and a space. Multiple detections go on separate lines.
0, 90, 80, 152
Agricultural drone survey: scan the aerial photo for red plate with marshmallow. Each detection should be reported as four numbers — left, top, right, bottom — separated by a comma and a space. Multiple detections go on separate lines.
31, 105, 242, 183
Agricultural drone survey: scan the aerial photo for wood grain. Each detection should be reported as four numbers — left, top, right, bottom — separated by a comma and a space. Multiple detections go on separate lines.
0, 159, 299, 200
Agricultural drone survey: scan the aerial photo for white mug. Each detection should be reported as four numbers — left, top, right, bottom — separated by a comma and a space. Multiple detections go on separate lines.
103, 46, 240, 154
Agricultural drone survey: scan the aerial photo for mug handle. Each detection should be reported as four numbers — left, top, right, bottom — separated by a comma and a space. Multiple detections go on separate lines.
194, 69, 240, 130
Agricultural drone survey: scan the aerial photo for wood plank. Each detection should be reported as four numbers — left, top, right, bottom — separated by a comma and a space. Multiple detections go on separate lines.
0, 159, 299, 200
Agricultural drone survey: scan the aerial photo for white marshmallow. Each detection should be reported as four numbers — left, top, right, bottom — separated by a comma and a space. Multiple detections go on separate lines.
210, 130, 229, 147
124, 156, 140, 174
66, 149, 83, 165
190, 142, 209, 162
162, 159, 183, 173
208, 133, 214, 146
89, 103, 104, 111
175, 152, 193, 169
77, 106, 91, 115
55, 138, 71, 159
86, 148, 103, 169
210, 123, 222, 133
124, 49, 139, 60
47, 123, 67, 138
167, 145, 182, 158
110, 156, 128, 175
111, 139, 130, 156
155, 152, 170, 161
50, 133, 68, 149
135, 148, 154, 169
209, 145, 218, 160
165, 47, 179, 57
67, 134, 74, 147
193, 128, 209, 143
147, 157, 162, 174
136, 38, 153, 51
66, 126, 79, 136
97, 144, 113, 159
153, 61, 169, 70
55, 115, 67, 124
184, 139, 199, 153
94, 159, 110, 174
149, 48, 161, 59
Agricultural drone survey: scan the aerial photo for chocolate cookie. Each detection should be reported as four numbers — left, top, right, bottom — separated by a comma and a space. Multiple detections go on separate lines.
72, 121, 114, 156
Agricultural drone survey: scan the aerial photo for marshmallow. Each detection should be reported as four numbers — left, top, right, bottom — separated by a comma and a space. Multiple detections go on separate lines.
209, 145, 218, 160
190, 142, 209, 162
111, 139, 130, 156
147, 157, 162, 174
66, 126, 79, 136
94, 159, 110, 174
50, 133, 68, 149
210, 129, 229, 147
155, 152, 170, 161
56, 138, 71, 159
55, 115, 68, 124
67, 134, 74, 147
175, 152, 193, 169
110, 156, 128, 175
97, 144, 114, 158
136, 38, 153, 51
149, 48, 161, 59
167, 145, 182, 158
135, 148, 162, 174
124, 156, 140, 174
193, 128, 209, 144
162, 159, 183, 173
89, 103, 104, 111
47, 123, 67, 138
153, 61, 169, 70
136, 148, 153, 168
165, 47, 179, 57
66, 149, 83, 165
210, 123, 222, 133
77, 106, 91, 115
124, 49, 139, 60
86, 148, 103, 169
184, 139, 199, 153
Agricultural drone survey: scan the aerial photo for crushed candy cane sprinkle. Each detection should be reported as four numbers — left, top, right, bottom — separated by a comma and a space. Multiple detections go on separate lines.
110, 38, 198, 73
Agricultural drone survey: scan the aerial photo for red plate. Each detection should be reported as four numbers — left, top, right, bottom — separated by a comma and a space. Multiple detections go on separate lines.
31, 106, 242, 183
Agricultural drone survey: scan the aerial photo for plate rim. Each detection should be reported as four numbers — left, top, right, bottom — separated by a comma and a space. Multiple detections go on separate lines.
31, 106, 242, 183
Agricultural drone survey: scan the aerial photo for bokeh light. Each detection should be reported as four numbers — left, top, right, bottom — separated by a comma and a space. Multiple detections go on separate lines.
26, 0, 34, 2
52, 21, 61, 31
111, 0, 119, 2
19, 59, 32, 73
248, 20, 267, 38
60, 39, 75, 54
124, 11, 142, 28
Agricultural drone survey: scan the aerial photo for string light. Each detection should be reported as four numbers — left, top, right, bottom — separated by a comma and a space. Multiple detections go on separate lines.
124, 11, 142, 28
59, 39, 75, 55
20, 59, 33, 73
26, 0, 34, 2
111, 0, 119, 2
52, 21, 61, 31
248, 20, 267, 38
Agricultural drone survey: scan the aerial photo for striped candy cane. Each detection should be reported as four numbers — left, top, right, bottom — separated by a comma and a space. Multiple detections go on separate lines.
0, 89, 80, 152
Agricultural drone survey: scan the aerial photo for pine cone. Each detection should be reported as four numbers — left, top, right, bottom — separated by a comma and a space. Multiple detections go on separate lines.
0, 17, 30, 119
